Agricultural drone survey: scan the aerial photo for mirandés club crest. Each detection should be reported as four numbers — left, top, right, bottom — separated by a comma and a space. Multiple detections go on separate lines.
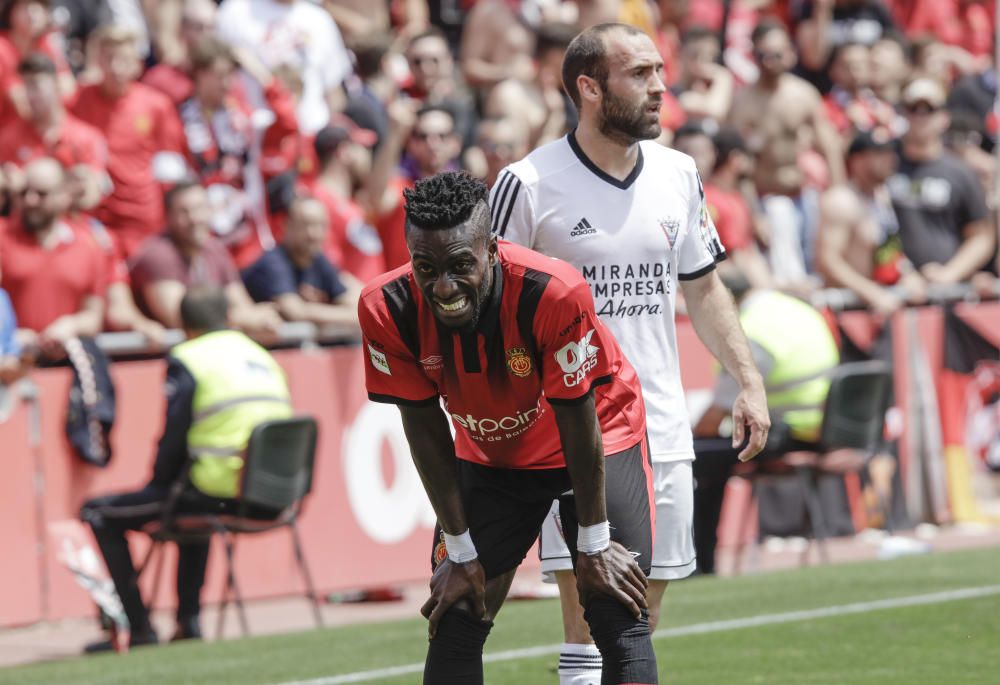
659, 217, 680, 248
506, 347, 532, 377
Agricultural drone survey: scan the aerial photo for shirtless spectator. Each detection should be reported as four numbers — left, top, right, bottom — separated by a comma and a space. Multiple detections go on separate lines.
672, 25, 734, 123
142, 0, 218, 106
484, 22, 575, 149
0, 53, 106, 210
459, 0, 536, 91
818, 129, 925, 315
823, 42, 902, 138
402, 27, 477, 148
469, 117, 529, 187
673, 121, 772, 288
178, 36, 299, 269
0, 158, 105, 360
869, 32, 910, 105
730, 20, 844, 286
242, 194, 360, 328
365, 101, 461, 270
302, 118, 385, 283
795, 0, 896, 92
888, 79, 996, 285
129, 181, 282, 333
321, 0, 389, 43
217, 0, 352, 135
71, 25, 187, 258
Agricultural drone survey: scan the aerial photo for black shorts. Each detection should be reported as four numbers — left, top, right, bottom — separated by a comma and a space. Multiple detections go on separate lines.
430, 438, 654, 580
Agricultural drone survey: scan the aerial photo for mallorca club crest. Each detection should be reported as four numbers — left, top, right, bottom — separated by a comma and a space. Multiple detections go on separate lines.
433, 530, 448, 568
659, 217, 680, 248
506, 347, 533, 378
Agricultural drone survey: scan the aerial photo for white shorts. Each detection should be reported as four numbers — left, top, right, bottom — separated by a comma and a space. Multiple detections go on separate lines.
539, 460, 696, 582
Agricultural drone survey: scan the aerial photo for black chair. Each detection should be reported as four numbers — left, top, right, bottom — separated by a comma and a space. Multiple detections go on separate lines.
733, 361, 893, 571
139, 416, 324, 638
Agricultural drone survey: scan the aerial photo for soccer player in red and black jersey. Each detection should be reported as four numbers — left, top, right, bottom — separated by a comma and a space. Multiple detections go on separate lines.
359, 172, 658, 685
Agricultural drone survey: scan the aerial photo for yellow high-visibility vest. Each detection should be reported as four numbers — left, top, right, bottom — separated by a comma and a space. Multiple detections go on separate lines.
171, 330, 292, 498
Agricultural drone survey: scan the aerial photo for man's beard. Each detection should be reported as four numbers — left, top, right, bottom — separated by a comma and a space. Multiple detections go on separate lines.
597, 88, 660, 146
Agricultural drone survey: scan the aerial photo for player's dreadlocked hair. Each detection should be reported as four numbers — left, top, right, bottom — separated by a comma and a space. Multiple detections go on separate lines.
403, 172, 490, 236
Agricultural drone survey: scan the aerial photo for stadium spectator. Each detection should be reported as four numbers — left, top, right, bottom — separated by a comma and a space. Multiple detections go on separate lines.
817, 129, 926, 315
0, 53, 106, 210
886, 0, 995, 61
323, 0, 389, 43
80, 286, 291, 651
794, 0, 896, 92
945, 111, 996, 205
360, 172, 659, 685
71, 25, 187, 258
672, 25, 734, 123
141, 0, 218, 106
178, 36, 299, 268
823, 41, 902, 138
869, 32, 911, 105
697, 124, 774, 288
367, 101, 462, 271
48, 0, 104, 75
300, 118, 385, 283
692, 274, 839, 575
947, 61, 998, 146
0, 0, 76, 121
242, 194, 360, 328
483, 22, 575, 150
459, 0, 538, 91
888, 79, 997, 284
0, 158, 105, 358
402, 26, 477, 148
129, 181, 282, 333
216, 0, 352, 135
468, 117, 530, 187
730, 20, 844, 287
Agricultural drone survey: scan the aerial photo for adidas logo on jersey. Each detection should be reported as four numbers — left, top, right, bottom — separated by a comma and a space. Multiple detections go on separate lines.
570, 217, 597, 237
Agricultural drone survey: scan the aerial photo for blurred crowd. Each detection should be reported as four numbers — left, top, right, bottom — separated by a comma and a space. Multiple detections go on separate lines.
0, 0, 998, 379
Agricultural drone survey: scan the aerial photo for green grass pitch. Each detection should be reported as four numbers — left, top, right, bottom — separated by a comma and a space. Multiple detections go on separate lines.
3, 546, 997, 685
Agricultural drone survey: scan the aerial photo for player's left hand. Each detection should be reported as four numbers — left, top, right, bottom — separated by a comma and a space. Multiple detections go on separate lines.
733, 381, 770, 462
420, 558, 487, 639
575, 541, 648, 618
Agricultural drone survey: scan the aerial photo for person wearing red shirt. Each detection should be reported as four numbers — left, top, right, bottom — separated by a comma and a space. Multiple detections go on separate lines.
359, 172, 657, 685
142, 0, 218, 106
0, 0, 75, 123
365, 102, 462, 271
822, 42, 903, 139
0, 158, 105, 359
300, 119, 385, 282
0, 53, 106, 210
71, 25, 187, 259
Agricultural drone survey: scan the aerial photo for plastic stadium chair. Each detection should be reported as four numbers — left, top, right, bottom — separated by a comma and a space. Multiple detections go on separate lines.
733, 361, 893, 572
139, 416, 324, 638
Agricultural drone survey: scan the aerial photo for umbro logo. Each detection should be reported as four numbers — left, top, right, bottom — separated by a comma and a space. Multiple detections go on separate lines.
570, 217, 597, 238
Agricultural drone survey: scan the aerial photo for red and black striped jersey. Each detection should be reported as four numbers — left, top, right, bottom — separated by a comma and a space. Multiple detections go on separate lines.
359, 241, 646, 469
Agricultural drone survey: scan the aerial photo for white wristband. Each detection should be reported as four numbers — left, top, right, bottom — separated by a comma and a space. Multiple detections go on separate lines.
443, 530, 478, 564
577, 521, 611, 555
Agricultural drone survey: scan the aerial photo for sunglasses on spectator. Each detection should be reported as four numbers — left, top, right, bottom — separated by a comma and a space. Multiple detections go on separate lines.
753, 50, 784, 62
19, 187, 53, 198
904, 102, 942, 115
412, 130, 453, 141
409, 55, 442, 67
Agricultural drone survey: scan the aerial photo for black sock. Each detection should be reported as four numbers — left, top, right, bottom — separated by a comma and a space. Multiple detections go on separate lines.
584, 596, 658, 685
423, 608, 493, 685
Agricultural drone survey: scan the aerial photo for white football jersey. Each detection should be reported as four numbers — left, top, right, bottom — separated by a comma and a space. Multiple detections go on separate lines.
492, 134, 725, 462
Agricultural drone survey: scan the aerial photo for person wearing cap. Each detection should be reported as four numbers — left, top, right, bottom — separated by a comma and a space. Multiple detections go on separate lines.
241, 193, 361, 329
887, 78, 996, 285
817, 128, 926, 315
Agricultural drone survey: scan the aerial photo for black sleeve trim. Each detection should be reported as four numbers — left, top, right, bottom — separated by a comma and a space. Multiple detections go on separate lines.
367, 393, 439, 407
546, 375, 612, 406
678, 252, 727, 281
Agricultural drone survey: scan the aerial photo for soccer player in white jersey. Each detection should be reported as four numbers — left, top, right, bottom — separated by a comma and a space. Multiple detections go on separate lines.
490, 23, 770, 684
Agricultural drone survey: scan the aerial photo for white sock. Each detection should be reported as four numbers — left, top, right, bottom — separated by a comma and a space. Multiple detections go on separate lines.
558, 642, 602, 685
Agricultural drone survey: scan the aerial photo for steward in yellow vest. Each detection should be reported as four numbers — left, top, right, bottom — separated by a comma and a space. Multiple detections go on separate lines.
81, 287, 290, 651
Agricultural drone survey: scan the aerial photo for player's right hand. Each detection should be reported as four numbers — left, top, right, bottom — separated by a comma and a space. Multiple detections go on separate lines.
420, 558, 487, 639
574, 541, 648, 619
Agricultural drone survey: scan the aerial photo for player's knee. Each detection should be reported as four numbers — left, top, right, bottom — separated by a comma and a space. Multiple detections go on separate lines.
424, 608, 494, 685
583, 596, 658, 685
